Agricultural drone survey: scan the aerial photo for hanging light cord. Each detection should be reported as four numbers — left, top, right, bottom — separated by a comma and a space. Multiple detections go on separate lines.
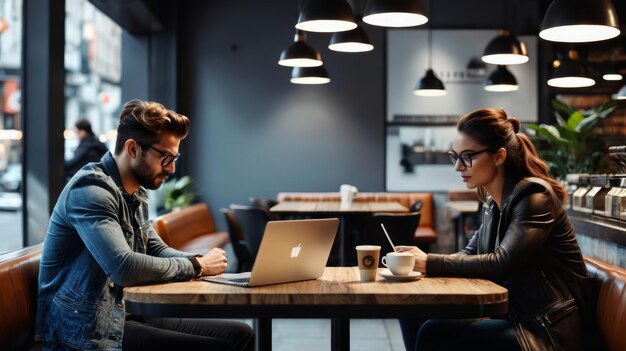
427, 0, 433, 69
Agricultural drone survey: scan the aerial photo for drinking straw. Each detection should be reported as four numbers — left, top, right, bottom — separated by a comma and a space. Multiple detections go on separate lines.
380, 223, 397, 252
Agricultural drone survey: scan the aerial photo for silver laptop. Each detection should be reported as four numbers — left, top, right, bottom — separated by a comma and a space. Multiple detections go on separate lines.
203, 218, 339, 287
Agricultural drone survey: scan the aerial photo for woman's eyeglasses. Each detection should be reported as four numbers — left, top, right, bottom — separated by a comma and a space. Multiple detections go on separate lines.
447, 148, 490, 168
138, 143, 180, 167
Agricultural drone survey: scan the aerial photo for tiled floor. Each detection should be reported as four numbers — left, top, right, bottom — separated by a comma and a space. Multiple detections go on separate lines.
237, 318, 406, 351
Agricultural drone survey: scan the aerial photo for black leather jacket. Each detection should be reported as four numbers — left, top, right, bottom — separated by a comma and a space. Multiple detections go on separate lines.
427, 177, 598, 351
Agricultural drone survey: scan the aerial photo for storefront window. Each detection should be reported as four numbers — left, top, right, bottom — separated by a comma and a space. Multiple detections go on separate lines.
64, 0, 121, 181
0, 0, 23, 254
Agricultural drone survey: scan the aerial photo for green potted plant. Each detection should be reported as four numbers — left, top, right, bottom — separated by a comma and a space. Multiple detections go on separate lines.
162, 176, 196, 211
526, 99, 617, 180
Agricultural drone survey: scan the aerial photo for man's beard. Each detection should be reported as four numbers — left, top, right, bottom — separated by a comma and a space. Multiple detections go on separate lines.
131, 159, 170, 190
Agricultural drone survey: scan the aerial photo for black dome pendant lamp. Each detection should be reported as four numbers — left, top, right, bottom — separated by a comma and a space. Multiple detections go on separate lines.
296, 0, 357, 33
362, 0, 428, 28
278, 30, 323, 67
291, 66, 331, 85
539, 0, 620, 43
329, 15, 374, 53
481, 0, 528, 65
484, 65, 519, 92
413, 0, 446, 97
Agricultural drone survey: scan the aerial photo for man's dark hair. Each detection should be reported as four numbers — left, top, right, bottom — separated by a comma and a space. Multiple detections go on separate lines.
74, 118, 94, 135
114, 100, 190, 155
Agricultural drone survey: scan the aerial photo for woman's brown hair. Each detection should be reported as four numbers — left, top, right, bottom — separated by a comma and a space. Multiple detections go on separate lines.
457, 108, 567, 203
114, 100, 190, 155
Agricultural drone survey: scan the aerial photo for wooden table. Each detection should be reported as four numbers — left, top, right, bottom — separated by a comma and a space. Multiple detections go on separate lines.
270, 201, 409, 265
125, 267, 508, 351
446, 201, 481, 252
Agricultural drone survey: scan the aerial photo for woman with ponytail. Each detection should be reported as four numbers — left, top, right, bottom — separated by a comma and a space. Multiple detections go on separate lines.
398, 108, 599, 351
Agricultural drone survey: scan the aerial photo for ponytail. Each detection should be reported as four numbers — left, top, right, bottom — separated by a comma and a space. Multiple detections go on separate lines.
513, 133, 567, 203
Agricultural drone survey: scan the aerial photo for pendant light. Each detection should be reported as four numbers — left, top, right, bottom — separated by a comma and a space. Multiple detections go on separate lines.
278, 30, 323, 67
296, 0, 356, 33
604, 72, 623, 81
362, 0, 428, 28
603, 59, 623, 81
329, 15, 374, 53
482, 30, 529, 65
291, 66, 331, 85
413, 0, 446, 97
484, 65, 519, 92
539, 0, 620, 43
547, 50, 595, 88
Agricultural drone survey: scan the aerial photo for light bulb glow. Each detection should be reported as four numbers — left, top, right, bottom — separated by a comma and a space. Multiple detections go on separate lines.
328, 42, 374, 53
548, 76, 595, 88
603, 73, 623, 81
278, 58, 323, 67
484, 84, 519, 92
295, 20, 356, 33
539, 25, 620, 43
413, 89, 447, 97
481, 54, 529, 65
363, 13, 427, 28
290, 77, 331, 84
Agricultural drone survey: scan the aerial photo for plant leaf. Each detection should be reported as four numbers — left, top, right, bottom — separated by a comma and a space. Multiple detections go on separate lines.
567, 111, 585, 130
552, 99, 575, 118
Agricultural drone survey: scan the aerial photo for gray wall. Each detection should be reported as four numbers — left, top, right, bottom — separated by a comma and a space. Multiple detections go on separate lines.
177, 0, 387, 228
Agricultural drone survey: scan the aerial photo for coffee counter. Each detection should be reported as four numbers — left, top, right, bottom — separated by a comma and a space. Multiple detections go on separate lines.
568, 210, 626, 269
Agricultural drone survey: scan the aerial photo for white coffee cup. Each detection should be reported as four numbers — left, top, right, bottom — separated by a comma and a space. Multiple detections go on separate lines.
381, 252, 415, 276
340, 184, 358, 206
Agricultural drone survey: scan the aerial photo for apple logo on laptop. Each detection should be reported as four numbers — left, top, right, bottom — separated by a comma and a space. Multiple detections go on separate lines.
291, 243, 302, 258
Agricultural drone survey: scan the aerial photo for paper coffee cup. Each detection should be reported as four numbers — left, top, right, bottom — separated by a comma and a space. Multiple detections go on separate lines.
356, 245, 380, 282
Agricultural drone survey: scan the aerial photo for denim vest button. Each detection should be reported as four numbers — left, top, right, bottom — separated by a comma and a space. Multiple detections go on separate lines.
113, 319, 119, 323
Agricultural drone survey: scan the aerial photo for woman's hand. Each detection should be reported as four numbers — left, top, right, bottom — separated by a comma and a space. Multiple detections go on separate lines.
198, 248, 228, 276
395, 245, 427, 273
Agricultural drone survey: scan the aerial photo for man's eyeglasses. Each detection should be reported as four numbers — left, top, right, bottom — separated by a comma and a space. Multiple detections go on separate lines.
447, 148, 491, 168
138, 143, 180, 167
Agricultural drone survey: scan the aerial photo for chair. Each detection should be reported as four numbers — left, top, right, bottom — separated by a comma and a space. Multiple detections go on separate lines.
249, 197, 278, 211
361, 212, 421, 265
249, 197, 281, 220
230, 204, 272, 261
447, 189, 482, 250
153, 203, 229, 255
221, 208, 253, 272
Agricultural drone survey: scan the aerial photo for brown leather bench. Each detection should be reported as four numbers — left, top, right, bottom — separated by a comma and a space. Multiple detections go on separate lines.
153, 203, 229, 255
276, 192, 436, 244
0, 244, 42, 351
585, 256, 626, 351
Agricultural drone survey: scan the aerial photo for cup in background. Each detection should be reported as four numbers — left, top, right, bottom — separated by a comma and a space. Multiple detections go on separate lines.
381, 252, 415, 275
356, 245, 381, 282
340, 184, 358, 206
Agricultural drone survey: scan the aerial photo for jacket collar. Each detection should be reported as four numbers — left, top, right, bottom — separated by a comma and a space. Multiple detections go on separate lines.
101, 151, 123, 189
496, 173, 523, 212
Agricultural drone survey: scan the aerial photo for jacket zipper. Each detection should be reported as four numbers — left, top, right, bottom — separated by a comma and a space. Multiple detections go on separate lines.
535, 298, 577, 349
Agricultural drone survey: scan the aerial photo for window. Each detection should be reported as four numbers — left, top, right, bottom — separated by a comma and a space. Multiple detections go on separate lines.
64, 0, 121, 179
0, 0, 23, 254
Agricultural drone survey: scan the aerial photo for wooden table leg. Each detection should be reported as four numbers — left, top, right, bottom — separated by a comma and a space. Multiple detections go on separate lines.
331, 318, 350, 351
339, 216, 348, 266
254, 318, 271, 351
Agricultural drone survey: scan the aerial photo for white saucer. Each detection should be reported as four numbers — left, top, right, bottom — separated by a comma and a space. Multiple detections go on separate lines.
379, 269, 422, 282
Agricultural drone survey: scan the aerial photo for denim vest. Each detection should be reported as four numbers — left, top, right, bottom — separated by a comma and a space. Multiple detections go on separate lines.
35, 152, 197, 350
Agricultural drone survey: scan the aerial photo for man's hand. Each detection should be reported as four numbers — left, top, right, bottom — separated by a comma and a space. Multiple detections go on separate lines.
198, 248, 228, 276
395, 245, 427, 273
